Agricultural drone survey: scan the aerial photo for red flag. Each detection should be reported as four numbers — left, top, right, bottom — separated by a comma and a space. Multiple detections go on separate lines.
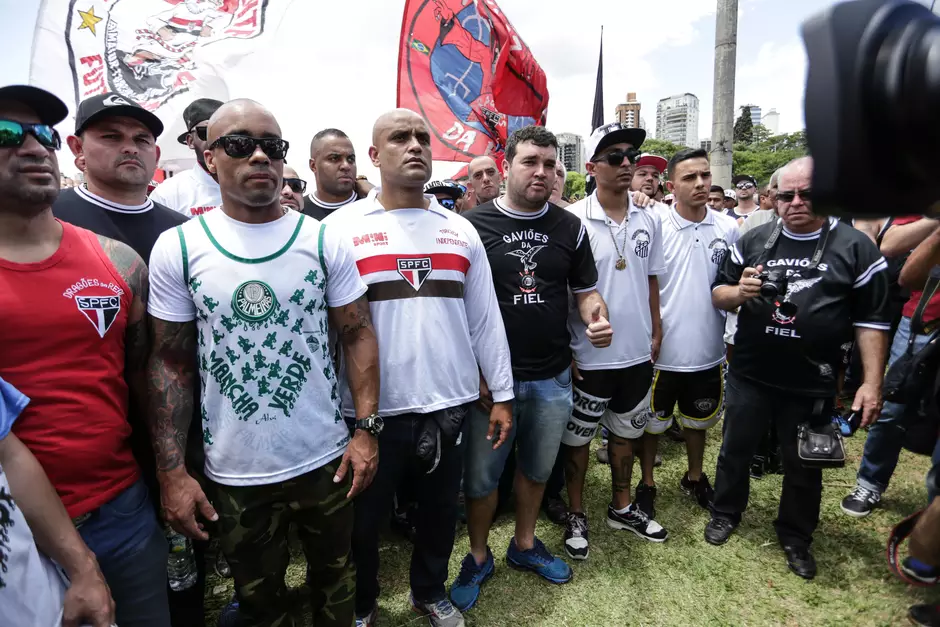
397, 0, 549, 163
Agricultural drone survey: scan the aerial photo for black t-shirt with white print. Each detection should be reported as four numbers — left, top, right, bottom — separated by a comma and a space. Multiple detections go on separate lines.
465, 199, 598, 381
302, 191, 361, 221
713, 217, 891, 397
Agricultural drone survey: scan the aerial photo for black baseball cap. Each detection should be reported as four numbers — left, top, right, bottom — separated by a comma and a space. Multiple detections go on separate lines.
0, 85, 68, 125
424, 179, 464, 199
586, 122, 646, 162
732, 174, 757, 189
75, 92, 163, 138
177, 98, 224, 144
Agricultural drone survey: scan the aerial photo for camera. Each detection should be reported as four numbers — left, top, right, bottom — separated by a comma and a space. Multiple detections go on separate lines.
757, 270, 793, 301
801, 0, 940, 218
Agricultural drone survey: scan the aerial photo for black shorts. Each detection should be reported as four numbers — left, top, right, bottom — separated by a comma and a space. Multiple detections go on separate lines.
649, 364, 725, 432
562, 361, 654, 445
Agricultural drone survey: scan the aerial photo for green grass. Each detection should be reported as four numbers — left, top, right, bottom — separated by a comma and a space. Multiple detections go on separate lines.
205, 431, 940, 626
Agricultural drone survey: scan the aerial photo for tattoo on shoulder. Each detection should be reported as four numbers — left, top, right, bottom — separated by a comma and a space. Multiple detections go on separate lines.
334, 294, 373, 341
97, 235, 149, 304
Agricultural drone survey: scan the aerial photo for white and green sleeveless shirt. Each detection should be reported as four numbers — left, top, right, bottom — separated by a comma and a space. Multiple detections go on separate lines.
148, 208, 367, 486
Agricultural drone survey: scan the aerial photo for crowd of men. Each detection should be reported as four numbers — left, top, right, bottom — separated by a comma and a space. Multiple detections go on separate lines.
1, 81, 939, 627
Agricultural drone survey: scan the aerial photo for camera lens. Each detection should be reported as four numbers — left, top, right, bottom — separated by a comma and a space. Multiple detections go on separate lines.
760, 282, 779, 300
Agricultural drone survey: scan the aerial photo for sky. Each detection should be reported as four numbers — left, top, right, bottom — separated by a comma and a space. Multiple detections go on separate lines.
2, 0, 927, 182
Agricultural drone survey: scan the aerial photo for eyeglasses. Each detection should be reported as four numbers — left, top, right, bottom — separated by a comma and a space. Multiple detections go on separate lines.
599, 147, 640, 167
776, 189, 812, 203
438, 198, 457, 210
209, 135, 289, 160
190, 126, 208, 141
0, 119, 61, 150
736, 181, 755, 190
283, 177, 306, 194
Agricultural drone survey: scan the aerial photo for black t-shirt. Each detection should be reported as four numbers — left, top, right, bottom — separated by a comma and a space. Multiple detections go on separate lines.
302, 192, 361, 221
52, 186, 187, 263
464, 199, 598, 380
713, 217, 891, 397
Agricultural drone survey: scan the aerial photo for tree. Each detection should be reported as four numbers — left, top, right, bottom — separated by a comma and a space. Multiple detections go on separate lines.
564, 172, 586, 201
733, 106, 754, 144
638, 138, 683, 161
750, 124, 773, 146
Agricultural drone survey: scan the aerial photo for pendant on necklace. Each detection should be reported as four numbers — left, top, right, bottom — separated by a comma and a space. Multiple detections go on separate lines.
615, 257, 627, 271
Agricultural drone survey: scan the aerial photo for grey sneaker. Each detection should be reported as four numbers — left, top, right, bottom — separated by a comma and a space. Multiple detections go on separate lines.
412, 595, 465, 627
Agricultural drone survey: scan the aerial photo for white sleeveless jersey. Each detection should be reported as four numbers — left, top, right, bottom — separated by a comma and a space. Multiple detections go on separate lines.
148, 209, 367, 486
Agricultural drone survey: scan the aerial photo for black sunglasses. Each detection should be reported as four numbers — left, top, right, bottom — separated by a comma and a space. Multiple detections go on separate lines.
190, 126, 208, 141
209, 135, 289, 160
283, 177, 306, 194
776, 189, 812, 203
438, 197, 457, 210
0, 119, 61, 150
600, 147, 640, 167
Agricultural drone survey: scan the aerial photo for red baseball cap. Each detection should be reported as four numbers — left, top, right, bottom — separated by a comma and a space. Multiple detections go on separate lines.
635, 153, 667, 174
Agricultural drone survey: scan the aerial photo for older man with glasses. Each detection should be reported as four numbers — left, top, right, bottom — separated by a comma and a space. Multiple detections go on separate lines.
280, 164, 307, 212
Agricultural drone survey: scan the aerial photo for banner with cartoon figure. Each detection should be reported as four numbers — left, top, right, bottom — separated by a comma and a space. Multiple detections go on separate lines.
397, 0, 549, 163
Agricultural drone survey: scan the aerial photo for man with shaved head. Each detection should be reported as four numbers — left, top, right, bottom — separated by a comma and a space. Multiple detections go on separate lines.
147, 98, 381, 626
325, 109, 513, 627
707, 156, 890, 579
302, 127, 366, 220
468, 155, 501, 206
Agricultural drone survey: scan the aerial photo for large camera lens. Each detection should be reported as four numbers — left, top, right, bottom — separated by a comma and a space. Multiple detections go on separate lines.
803, 0, 940, 217
760, 281, 780, 300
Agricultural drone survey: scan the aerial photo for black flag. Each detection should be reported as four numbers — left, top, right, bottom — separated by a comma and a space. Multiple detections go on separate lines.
587, 26, 604, 195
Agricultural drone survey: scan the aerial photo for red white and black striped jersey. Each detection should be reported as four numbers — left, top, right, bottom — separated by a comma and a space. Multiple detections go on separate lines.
323, 193, 514, 416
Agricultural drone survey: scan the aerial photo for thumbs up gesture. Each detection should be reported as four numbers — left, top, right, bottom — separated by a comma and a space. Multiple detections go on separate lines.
586, 302, 613, 348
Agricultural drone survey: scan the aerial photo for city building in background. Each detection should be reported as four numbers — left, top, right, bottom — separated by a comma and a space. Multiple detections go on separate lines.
615, 92, 642, 129
740, 103, 762, 127
761, 108, 780, 134
556, 132, 586, 175
655, 93, 699, 147
640, 117, 648, 131
700, 138, 712, 152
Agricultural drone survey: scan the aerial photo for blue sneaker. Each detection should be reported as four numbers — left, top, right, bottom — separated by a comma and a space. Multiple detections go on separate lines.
505, 537, 572, 584
449, 548, 495, 611
217, 595, 239, 627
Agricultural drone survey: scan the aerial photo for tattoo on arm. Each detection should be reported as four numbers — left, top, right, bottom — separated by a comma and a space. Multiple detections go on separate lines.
329, 295, 380, 418
330, 295, 374, 343
147, 317, 198, 472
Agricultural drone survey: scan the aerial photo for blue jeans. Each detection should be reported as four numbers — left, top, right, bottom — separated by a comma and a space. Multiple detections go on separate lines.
78, 479, 171, 627
464, 369, 573, 499
857, 317, 931, 494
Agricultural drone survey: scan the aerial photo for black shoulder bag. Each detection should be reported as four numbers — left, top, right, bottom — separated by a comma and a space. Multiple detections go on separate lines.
883, 265, 940, 406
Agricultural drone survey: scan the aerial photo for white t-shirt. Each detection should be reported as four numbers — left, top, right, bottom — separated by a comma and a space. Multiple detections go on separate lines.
150, 165, 222, 219
148, 208, 367, 486
657, 206, 740, 371
0, 378, 67, 627
567, 192, 666, 369
323, 193, 514, 415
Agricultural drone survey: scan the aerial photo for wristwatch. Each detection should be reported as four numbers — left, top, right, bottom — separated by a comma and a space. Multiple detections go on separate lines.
355, 414, 384, 437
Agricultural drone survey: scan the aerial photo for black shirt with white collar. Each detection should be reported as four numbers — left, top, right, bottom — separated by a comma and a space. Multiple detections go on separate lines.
464, 198, 598, 380
302, 191, 361, 221
713, 217, 891, 397
53, 186, 187, 263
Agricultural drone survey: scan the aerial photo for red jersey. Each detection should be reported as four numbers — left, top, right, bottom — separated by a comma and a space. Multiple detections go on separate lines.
893, 216, 940, 324
0, 221, 139, 517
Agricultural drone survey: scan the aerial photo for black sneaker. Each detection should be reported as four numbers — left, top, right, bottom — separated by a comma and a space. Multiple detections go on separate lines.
749, 455, 765, 479
542, 496, 568, 526
680, 472, 714, 510
909, 603, 940, 626
634, 483, 657, 519
606, 503, 668, 542
564, 512, 590, 560
840, 485, 881, 518
666, 421, 684, 442
704, 516, 737, 546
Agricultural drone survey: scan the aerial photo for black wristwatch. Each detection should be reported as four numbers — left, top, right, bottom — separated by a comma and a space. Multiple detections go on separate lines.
355, 414, 384, 437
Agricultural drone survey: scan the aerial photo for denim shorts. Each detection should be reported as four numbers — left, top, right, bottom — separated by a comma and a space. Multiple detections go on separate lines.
463, 369, 573, 499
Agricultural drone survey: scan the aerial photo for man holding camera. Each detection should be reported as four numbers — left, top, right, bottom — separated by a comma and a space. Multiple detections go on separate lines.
705, 157, 891, 579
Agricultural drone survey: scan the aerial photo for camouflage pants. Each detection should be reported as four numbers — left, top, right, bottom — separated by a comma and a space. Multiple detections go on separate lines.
211, 457, 355, 627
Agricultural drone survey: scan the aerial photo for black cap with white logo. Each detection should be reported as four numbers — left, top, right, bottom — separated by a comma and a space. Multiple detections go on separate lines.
586, 122, 647, 162
74, 92, 164, 138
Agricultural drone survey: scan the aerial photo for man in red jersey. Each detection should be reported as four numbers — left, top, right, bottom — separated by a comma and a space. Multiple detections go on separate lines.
0, 85, 170, 626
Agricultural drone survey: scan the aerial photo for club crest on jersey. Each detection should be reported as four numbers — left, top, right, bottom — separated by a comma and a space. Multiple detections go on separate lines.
232, 280, 278, 323
67, 0, 268, 111
694, 398, 717, 413
397, 258, 432, 291
708, 238, 729, 265
77, 295, 122, 338
632, 229, 651, 258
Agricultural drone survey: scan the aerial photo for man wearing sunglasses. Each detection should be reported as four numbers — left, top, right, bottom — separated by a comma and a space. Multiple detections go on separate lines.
424, 179, 464, 211
0, 85, 171, 625
560, 122, 668, 560
728, 174, 759, 223
707, 156, 890, 579
147, 98, 380, 627
325, 109, 513, 627
150, 98, 224, 219
303, 128, 364, 220
281, 164, 306, 212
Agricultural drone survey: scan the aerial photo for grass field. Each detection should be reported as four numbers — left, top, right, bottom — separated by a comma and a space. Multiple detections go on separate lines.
205, 430, 940, 626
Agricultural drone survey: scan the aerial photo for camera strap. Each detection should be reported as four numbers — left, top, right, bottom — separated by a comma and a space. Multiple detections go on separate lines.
756, 218, 832, 270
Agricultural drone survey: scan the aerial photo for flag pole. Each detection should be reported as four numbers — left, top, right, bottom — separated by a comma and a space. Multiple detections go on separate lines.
586, 26, 604, 195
